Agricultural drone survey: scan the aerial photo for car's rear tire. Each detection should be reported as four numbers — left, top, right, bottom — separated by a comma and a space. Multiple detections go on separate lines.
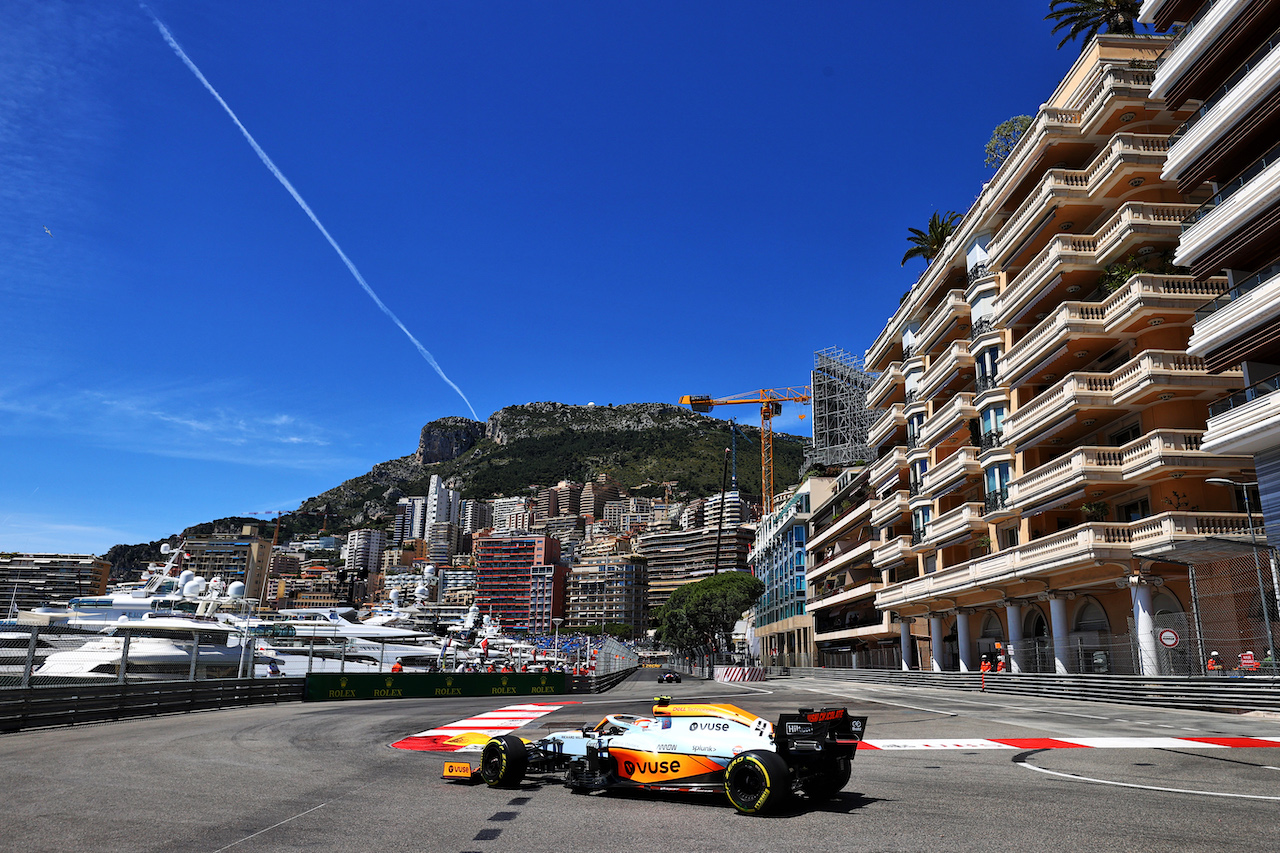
480, 735, 527, 788
724, 750, 791, 815
801, 756, 851, 800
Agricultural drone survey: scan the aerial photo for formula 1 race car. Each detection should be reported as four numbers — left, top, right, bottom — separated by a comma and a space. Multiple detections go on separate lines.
443, 696, 867, 815
656, 669, 682, 683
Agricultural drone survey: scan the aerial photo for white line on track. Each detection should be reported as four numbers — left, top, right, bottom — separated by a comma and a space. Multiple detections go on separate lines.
212, 802, 330, 851
1016, 759, 1280, 800
792, 684, 958, 717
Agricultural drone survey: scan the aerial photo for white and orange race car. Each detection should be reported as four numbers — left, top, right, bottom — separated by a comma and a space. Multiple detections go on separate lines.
444, 696, 867, 814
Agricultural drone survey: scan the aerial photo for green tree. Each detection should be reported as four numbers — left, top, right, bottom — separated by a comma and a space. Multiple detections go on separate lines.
901, 210, 961, 268
1045, 0, 1142, 52
655, 572, 764, 651
985, 115, 1034, 168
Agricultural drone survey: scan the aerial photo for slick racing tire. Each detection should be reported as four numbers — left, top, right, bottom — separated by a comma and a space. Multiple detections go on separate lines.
480, 735, 528, 788
724, 750, 791, 815
800, 757, 851, 801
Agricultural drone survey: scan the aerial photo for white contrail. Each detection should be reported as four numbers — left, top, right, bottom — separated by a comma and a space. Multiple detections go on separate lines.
142, 7, 479, 420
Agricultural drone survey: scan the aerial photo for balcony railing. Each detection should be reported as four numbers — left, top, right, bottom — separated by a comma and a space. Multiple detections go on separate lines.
1170, 23, 1280, 144
970, 317, 995, 340
911, 528, 925, 545
1209, 376, 1280, 418
984, 488, 1009, 514
967, 263, 990, 285
1183, 138, 1280, 230
1157, 0, 1219, 68
976, 374, 999, 393
1195, 261, 1280, 321
980, 429, 1004, 452
908, 480, 922, 498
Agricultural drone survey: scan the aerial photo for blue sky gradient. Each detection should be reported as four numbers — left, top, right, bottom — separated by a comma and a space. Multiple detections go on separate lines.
2, 2, 1089, 553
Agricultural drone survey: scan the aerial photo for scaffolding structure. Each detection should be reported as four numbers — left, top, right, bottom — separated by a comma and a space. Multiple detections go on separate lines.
805, 346, 878, 470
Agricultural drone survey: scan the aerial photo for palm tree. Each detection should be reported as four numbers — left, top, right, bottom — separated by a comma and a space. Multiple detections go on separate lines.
1045, 0, 1141, 52
901, 211, 961, 267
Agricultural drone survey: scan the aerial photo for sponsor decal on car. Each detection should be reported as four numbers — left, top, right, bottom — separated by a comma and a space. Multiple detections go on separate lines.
785, 722, 814, 735
689, 721, 730, 732
610, 749, 724, 783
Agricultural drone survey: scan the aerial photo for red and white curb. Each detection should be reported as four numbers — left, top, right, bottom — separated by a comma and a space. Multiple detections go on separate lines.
858, 736, 1280, 750
392, 702, 581, 753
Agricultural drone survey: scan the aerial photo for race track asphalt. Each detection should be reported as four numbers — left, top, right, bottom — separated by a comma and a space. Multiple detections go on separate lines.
2, 670, 1278, 852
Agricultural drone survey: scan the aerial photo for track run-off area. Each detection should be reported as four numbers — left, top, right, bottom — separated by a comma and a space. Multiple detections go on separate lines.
3, 670, 1280, 852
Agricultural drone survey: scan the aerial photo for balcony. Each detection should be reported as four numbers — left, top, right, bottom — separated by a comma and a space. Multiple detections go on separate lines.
1002, 373, 1114, 448
868, 362, 905, 408
996, 202, 1199, 327
1111, 349, 1241, 406
874, 511, 1252, 610
1121, 429, 1253, 479
808, 579, 884, 610
913, 290, 972, 356
984, 488, 1010, 515
916, 339, 975, 402
1006, 447, 1127, 513
918, 392, 977, 448
807, 499, 873, 553
1001, 275, 1225, 386
869, 446, 908, 489
872, 535, 914, 570
923, 502, 987, 549
869, 403, 906, 450
1203, 377, 1280, 457
969, 316, 995, 341
920, 446, 982, 498
987, 134, 1171, 268
806, 541, 876, 584
871, 489, 910, 528
1189, 262, 1280, 361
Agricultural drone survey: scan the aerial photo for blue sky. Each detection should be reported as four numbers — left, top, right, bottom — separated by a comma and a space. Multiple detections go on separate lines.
2, 2, 1089, 554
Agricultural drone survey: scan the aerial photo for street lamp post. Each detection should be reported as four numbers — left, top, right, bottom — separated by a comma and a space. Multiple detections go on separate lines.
552, 617, 563, 669
1207, 478, 1279, 655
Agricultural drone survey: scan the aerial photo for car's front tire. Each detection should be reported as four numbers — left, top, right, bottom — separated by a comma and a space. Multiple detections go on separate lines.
480, 735, 528, 788
724, 750, 790, 814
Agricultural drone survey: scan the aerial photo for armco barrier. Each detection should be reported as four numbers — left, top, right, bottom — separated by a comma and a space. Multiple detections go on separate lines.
786, 667, 1280, 714
0, 678, 305, 733
305, 671, 567, 700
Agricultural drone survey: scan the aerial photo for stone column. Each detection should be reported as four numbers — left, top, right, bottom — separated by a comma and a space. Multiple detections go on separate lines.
1005, 601, 1022, 673
956, 609, 973, 672
899, 618, 914, 670
1048, 595, 1070, 674
1133, 581, 1160, 676
929, 614, 945, 672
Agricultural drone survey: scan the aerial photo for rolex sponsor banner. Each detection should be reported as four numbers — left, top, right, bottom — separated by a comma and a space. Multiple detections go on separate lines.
305, 671, 567, 701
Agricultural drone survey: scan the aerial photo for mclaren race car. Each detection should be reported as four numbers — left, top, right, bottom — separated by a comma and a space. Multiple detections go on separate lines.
443, 696, 867, 814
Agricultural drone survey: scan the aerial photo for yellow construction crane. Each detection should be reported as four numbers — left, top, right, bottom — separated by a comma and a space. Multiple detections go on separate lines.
679, 387, 811, 513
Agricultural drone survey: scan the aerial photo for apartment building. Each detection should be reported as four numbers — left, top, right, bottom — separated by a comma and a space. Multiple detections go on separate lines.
472, 534, 562, 631
636, 524, 755, 612
344, 529, 386, 580
804, 466, 899, 667
566, 554, 648, 633
1, 553, 110, 613
750, 476, 834, 666
183, 525, 273, 604
1142, 0, 1280, 549
866, 35, 1256, 676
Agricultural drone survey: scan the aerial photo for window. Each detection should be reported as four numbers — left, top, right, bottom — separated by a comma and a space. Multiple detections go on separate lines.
980, 405, 1006, 435
907, 413, 926, 447
1119, 497, 1151, 522
984, 463, 1010, 493
1003, 527, 1020, 548
1110, 421, 1141, 446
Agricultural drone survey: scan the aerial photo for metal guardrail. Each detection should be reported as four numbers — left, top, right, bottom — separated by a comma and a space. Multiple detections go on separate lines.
0, 677, 305, 733
581, 666, 640, 693
781, 667, 1280, 713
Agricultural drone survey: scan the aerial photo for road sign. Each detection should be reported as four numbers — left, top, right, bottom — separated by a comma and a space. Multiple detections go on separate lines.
1157, 628, 1179, 648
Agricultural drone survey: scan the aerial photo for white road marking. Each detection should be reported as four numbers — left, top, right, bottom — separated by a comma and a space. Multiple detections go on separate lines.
1016, 759, 1280, 800
212, 802, 330, 851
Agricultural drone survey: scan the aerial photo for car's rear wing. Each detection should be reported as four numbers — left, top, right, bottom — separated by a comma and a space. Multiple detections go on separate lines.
773, 707, 867, 760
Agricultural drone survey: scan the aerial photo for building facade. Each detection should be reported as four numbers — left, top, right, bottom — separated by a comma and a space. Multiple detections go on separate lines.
865, 35, 1257, 675
1, 553, 111, 613
472, 534, 562, 631
636, 524, 755, 612
183, 525, 273, 603
1143, 0, 1280, 554
750, 476, 834, 666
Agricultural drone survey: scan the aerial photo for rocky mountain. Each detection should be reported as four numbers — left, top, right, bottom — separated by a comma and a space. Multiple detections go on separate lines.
297, 402, 806, 530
